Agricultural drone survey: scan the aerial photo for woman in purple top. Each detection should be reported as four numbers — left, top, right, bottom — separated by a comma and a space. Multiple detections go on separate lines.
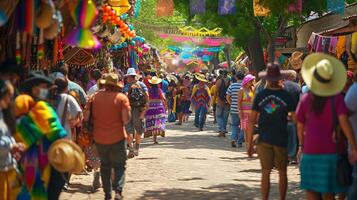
296, 53, 357, 200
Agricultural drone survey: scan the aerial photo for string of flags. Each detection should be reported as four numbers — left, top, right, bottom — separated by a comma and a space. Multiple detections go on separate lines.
156, 0, 346, 17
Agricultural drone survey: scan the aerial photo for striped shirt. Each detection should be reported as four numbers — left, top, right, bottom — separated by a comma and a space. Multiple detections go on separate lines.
226, 81, 242, 114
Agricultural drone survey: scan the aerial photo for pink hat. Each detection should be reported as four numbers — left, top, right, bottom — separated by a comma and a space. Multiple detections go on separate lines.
242, 74, 255, 86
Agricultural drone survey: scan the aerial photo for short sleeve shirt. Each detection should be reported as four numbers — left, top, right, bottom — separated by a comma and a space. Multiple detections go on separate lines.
56, 94, 82, 139
226, 82, 242, 114
296, 93, 348, 154
252, 89, 295, 147
345, 84, 357, 152
91, 91, 131, 145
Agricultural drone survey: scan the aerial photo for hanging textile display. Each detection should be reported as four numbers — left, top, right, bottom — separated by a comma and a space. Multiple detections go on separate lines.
327, 0, 345, 15
19, 0, 36, 35
156, 0, 174, 17
307, 32, 338, 55
288, 0, 302, 14
253, 0, 270, 17
218, 0, 236, 15
134, 0, 141, 18
190, 0, 206, 15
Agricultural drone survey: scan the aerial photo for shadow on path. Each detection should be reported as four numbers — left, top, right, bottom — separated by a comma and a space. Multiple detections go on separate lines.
136, 182, 304, 200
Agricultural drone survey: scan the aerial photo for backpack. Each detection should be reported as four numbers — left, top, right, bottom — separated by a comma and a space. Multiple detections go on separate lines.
128, 83, 147, 108
218, 79, 230, 102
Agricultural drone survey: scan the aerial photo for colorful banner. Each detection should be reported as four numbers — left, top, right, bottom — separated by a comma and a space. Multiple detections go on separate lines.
190, 0, 206, 15
156, 0, 174, 17
327, 0, 345, 15
253, 0, 270, 16
288, 0, 302, 14
218, 0, 236, 15
159, 33, 234, 46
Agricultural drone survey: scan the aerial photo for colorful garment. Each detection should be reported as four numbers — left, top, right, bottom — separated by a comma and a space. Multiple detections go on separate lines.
14, 99, 66, 200
84, 144, 100, 170
145, 87, 166, 136
240, 89, 254, 129
191, 84, 211, 111
0, 168, 21, 200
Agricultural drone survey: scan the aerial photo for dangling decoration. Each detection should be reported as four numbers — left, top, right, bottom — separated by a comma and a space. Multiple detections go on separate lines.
190, 0, 206, 15
327, 0, 345, 15
109, 0, 131, 16
134, 0, 141, 18
16, 31, 22, 64
218, 0, 236, 15
253, 0, 270, 17
65, 0, 101, 49
288, 0, 302, 14
156, 0, 174, 17
35, 0, 55, 29
37, 29, 44, 60
0, 10, 8, 27
19, 0, 35, 35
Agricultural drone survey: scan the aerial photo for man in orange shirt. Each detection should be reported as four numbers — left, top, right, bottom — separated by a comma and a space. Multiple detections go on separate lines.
85, 73, 131, 200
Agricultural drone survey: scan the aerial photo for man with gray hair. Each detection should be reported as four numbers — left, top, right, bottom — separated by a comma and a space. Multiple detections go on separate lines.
283, 70, 301, 164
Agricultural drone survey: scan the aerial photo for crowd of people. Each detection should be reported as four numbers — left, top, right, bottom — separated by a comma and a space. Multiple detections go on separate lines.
0, 51, 357, 200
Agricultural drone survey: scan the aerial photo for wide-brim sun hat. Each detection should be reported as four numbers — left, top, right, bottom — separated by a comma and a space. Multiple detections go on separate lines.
99, 73, 123, 88
124, 67, 138, 77
148, 76, 162, 84
20, 71, 53, 92
289, 51, 304, 70
195, 74, 208, 82
48, 139, 85, 174
301, 53, 347, 97
258, 63, 290, 81
242, 74, 255, 86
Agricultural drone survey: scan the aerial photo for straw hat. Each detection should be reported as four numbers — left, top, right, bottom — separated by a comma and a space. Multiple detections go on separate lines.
301, 53, 347, 97
48, 139, 85, 173
195, 74, 208, 82
258, 63, 290, 81
242, 74, 255, 86
35, 0, 55, 29
148, 76, 162, 84
289, 51, 303, 70
20, 71, 53, 93
99, 73, 123, 88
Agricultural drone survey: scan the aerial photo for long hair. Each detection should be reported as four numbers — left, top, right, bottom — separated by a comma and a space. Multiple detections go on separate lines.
311, 93, 328, 114
0, 80, 15, 134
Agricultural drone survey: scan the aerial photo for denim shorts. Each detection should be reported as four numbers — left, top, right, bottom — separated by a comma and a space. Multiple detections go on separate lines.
125, 107, 144, 134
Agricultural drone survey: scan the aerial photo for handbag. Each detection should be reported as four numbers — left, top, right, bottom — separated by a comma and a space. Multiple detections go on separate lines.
81, 98, 94, 147
168, 111, 176, 122
331, 97, 353, 186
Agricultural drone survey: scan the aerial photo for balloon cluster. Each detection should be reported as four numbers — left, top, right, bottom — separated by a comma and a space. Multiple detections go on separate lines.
111, 42, 128, 50
132, 36, 145, 43
101, 4, 136, 39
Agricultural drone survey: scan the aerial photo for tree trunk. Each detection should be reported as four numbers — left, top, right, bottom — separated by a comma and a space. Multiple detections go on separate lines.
223, 44, 232, 70
246, 24, 265, 73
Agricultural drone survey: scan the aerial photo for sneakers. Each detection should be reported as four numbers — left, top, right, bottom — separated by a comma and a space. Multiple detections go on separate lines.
114, 191, 123, 200
127, 147, 135, 159
134, 144, 140, 157
238, 143, 243, 148
231, 141, 237, 148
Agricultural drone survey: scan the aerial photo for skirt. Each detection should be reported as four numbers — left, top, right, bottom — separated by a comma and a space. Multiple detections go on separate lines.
240, 111, 250, 130
84, 144, 101, 170
0, 168, 21, 200
300, 154, 349, 193
145, 100, 166, 135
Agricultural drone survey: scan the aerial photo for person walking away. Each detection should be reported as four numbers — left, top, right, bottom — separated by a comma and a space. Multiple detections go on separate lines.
175, 78, 185, 125
238, 74, 255, 149
226, 72, 244, 148
345, 71, 357, 199
144, 76, 167, 144
295, 53, 357, 200
215, 69, 230, 137
86, 73, 131, 200
0, 80, 24, 200
209, 78, 218, 124
123, 68, 148, 158
16, 71, 68, 199
53, 78, 83, 189
247, 63, 295, 200
283, 70, 301, 164
87, 69, 102, 96
191, 74, 211, 131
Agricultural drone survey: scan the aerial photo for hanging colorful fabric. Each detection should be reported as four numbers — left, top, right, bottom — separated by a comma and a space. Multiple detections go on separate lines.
156, 0, 174, 17
16, 31, 21, 64
253, 0, 270, 16
288, 0, 302, 14
218, 0, 236, 15
190, 0, 206, 15
19, 0, 36, 35
134, 0, 141, 18
64, 0, 101, 49
327, 0, 345, 15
